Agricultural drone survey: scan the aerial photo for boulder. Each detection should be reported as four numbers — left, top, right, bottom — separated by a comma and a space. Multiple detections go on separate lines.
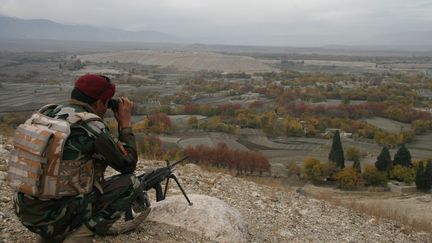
146, 194, 247, 242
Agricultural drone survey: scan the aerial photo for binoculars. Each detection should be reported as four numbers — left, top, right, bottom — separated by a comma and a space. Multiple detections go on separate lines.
107, 98, 120, 111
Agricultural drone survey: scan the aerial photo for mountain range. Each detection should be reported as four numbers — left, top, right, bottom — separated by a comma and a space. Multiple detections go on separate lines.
1, 15, 432, 54
0, 15, 176, 43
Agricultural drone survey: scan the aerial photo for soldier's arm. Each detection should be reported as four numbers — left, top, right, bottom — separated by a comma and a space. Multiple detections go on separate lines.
93, 127, 138, 174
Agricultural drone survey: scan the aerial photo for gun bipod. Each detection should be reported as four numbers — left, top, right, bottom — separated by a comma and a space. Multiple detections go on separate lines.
164, 174, 193, 206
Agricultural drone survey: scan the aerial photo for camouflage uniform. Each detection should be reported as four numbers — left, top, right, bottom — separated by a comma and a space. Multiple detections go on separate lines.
13, 99, 141, 241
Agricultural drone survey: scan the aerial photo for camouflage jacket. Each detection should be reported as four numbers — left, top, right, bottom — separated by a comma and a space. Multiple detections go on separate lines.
14, 99, 138, 226
47, 99, 138, 179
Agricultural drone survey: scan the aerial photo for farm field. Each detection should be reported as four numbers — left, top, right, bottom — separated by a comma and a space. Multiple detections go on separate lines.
0, 83, 71, 112
312, 99, 367, 106
1, 48, 432, 178
0, 82, 148, 113
405, 132, 432, 159
176, 132, 248, 151
168, 115, 207, 126
78, 50, 277, 73
302, 59, 378, 69
363, 117, 411, 133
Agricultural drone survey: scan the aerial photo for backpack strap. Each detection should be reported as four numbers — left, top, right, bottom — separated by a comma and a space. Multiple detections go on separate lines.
38, 104, 59, 114
74, 112, 106, 137
54, 106, 106, 137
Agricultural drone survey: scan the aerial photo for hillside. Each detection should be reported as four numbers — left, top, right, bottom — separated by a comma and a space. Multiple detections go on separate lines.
77, 50, 277, 73
0, 136, 431, 242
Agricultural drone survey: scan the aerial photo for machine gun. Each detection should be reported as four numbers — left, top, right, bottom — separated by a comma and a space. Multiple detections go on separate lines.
125, 156, 192, 221
139, 155, 192, 205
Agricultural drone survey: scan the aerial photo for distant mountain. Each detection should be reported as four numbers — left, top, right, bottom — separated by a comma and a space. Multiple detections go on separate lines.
0, 15, 177, 43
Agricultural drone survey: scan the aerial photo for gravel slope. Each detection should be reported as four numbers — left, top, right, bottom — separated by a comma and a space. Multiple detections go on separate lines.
0, 136, 431, 242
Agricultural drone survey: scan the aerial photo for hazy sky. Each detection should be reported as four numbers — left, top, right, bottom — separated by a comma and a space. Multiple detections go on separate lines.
1, 0, 431, 46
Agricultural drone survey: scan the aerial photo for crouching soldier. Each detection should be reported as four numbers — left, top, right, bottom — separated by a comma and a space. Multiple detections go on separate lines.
8, 74, 149, 242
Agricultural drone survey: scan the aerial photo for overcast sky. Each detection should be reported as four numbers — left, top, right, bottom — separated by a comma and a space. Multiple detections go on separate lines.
1, 0, 431, 46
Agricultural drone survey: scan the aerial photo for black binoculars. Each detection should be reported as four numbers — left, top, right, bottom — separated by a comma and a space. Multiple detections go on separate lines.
107, 98, 120, 111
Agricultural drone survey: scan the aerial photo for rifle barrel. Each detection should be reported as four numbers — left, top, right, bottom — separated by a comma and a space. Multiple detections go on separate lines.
170, 156, 189, 168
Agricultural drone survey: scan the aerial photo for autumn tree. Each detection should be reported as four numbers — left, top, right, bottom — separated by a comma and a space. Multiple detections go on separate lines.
329, 130, 345, 168
187, 116, 199, 129
303, 157, 336, 183
184, 143, 270, 175
362, 165, 387, 186
345, 147, 361, 172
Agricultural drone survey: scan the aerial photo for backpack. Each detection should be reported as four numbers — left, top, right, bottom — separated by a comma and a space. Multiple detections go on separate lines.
8, 104, 104, 199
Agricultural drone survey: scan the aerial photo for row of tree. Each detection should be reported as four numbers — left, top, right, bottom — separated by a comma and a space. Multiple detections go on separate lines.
184, 143, 270, 175
375, 144, 412, 171
133, 107, 420, 148
325, 130, 432, 190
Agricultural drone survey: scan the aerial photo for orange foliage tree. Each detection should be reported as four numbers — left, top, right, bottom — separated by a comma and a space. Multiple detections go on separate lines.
184, 143, 270, 175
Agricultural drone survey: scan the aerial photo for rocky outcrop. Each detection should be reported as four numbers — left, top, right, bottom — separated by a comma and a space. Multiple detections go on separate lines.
147, 194, 247, 242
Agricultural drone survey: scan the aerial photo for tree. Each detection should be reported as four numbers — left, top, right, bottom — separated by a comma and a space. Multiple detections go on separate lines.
375, 146, 392, 172
415, 162, 426, 191
334, 167, 362, 190
425, 160, 432, 191
328, 130, 345, 168
345, 147, 361, 172
187, 116, 199, 129
393, 144, 412, 167
390, 165, 415, 184
303, 157, 336, 183
362, 165, 387, 186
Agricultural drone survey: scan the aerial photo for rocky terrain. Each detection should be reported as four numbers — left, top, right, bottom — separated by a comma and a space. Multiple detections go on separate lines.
0, 135, 431, 242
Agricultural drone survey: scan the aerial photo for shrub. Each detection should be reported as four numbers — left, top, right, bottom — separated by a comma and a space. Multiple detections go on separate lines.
362, 165, 387, 186
390, 165, 416, 184
303, 157, 337, 183
334, 167, 362, 190
286, 162, 301, 177
303, 157, 322, 182
345, 146, 361, 163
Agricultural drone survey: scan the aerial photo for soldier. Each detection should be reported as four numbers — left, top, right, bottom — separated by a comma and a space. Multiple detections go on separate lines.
12, 74, 148, 242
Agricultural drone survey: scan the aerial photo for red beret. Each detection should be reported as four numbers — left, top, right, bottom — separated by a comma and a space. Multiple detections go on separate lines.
74, 74, 115, 100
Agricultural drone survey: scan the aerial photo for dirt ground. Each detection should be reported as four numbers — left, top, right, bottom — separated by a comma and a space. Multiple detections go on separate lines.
304, 184, 432, 233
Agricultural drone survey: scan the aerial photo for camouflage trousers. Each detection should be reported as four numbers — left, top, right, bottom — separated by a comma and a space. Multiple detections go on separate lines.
14, 173, 141, 241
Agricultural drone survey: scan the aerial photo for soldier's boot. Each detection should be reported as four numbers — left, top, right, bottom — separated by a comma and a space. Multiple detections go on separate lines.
62, 224, 94, 243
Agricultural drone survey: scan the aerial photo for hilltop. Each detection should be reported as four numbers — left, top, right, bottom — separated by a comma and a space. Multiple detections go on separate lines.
0, 136, 431, 242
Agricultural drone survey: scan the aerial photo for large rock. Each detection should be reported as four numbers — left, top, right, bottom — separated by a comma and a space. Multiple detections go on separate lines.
146, 194, 247, 242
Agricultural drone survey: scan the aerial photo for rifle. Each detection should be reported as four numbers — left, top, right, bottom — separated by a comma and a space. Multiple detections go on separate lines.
140, 155, 192, 205
126, 156, 192, 220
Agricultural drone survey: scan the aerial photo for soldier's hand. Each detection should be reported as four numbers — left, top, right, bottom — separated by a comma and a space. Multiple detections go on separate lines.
115, 97, 133, 129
